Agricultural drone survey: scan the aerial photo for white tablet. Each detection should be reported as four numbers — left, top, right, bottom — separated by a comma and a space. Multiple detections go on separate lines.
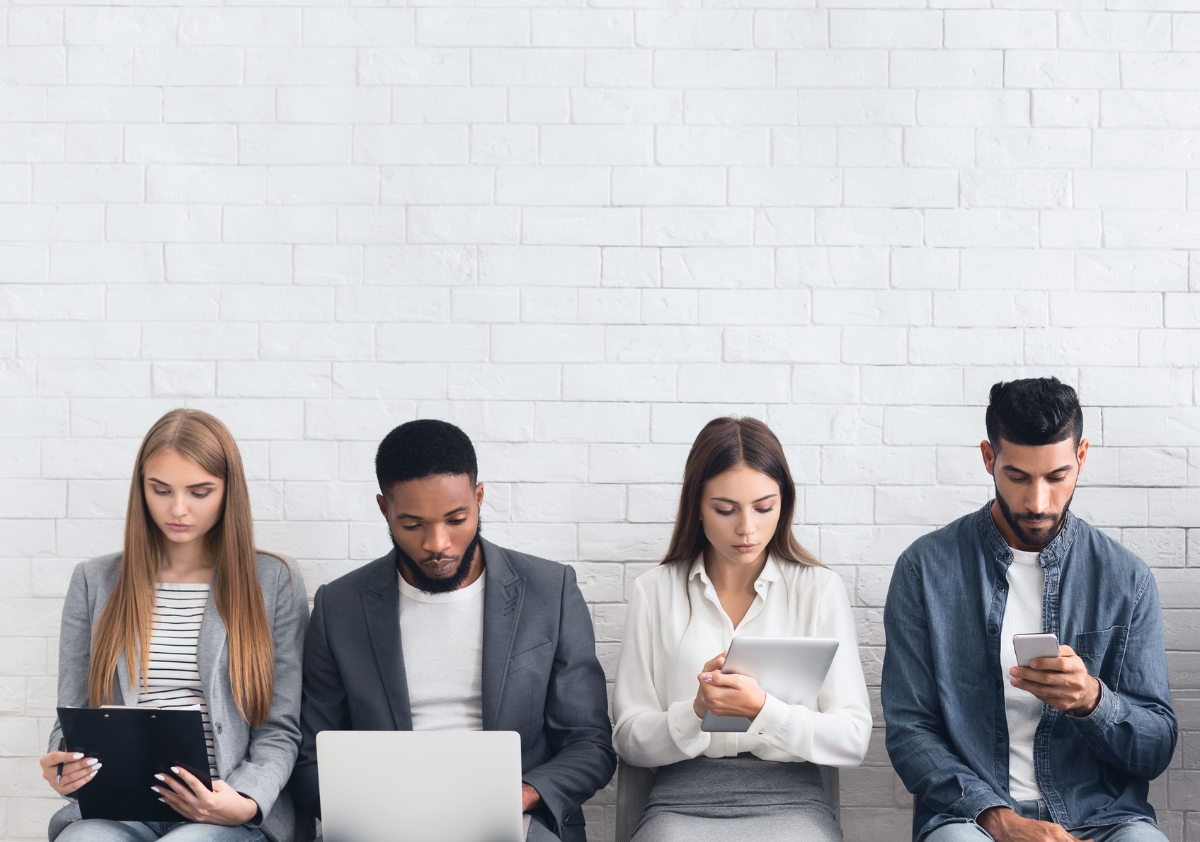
700, 636, 839, 733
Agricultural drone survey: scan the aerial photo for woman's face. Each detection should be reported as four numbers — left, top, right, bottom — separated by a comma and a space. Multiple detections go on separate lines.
699, 464, 782, 569
142, 449, 225, 547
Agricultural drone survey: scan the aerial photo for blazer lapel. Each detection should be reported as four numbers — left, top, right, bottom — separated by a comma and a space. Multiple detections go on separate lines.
362, 552, 413, 731
197, 578, 225, 716
481, 539, 523, 731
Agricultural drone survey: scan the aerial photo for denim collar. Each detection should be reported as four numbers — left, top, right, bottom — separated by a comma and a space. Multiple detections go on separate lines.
974, 500, 1079, 569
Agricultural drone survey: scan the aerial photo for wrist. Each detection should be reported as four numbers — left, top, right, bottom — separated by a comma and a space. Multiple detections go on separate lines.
977, 806, 1012, 836
692, 697, 706, 719
234, 794, 259, 825
1071, 677, 1102, 717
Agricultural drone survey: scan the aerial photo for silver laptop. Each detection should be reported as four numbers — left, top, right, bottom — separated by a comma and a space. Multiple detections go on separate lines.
701, 635, 840, 733
318, 730, 526, 842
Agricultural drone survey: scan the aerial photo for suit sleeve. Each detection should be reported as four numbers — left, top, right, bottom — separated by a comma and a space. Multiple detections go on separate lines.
50, 564, 93, 757
882, 554, 1009, 821
224, 558, 310, 826
518, 566, 617, 836
289, 583, 350, 820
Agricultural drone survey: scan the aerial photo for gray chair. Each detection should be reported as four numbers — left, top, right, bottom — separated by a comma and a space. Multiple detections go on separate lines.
614, 759, 841, 842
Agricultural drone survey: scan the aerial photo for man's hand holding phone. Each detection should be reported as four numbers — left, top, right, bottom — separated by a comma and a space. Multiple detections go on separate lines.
1010, 634, 1101, 717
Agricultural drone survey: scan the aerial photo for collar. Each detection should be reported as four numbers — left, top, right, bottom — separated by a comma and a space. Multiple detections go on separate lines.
688, 552, 783, 590
975, 500, 1080, 569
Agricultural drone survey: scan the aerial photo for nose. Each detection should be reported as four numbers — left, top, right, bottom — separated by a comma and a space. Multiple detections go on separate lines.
170, 493, 188, 518
1029, 480, 1053, 517
736, 510, 755, 538
423, 523, 454, 557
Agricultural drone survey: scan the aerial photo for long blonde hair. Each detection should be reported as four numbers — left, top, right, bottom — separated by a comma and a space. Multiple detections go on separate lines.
88, 409, 278, 726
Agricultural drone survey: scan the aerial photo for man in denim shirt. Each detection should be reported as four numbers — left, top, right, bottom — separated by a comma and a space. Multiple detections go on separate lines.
883, 378, 1176, 842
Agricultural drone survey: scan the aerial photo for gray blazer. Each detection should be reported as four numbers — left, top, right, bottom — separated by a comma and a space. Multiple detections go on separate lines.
47, 552, 310, 842
290, 538, 616, 842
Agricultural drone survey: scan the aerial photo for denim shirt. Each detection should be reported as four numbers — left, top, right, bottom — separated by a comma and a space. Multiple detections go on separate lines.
882, 503, 1177, 841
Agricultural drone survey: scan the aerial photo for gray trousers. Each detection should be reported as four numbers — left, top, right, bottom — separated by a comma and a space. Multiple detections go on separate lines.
632, 755, 842, 842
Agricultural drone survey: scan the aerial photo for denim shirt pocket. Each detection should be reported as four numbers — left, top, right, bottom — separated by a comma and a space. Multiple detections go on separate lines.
1072, 626, 1128, 683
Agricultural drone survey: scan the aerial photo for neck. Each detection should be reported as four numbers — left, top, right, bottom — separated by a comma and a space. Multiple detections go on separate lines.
702, 546, 767, 597
159, 538, 215, 582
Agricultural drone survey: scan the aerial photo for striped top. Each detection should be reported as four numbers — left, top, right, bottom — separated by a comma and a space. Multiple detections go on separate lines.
137, 583, 219, 779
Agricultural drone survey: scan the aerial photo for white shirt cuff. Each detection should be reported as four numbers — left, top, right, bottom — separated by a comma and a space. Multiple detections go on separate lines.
666, 698, 711, 756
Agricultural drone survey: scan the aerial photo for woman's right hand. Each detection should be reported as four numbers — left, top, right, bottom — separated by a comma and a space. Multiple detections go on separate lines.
40, 751, 100, 796
692, 652, 727, 719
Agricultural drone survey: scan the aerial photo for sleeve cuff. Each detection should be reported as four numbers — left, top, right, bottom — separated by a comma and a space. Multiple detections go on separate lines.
957, 789, 1010, 822
666, 699, 711, 757
747, 693, 794, 743
1069, 680, 1122, 736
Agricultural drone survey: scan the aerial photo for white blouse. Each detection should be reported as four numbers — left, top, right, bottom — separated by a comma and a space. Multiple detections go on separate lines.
612, 555, 872, 769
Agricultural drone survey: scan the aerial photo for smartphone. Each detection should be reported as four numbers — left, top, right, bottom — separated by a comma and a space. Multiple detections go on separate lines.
1013, 633, 1060, 668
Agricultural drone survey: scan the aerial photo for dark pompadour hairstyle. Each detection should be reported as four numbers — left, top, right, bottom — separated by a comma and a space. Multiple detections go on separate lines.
375, 419, 478, 491
985, 377, 1083, 450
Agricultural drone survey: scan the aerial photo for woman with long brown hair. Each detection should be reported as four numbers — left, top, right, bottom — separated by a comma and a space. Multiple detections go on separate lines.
612, 417, 871, 841
39, 409, 309, 842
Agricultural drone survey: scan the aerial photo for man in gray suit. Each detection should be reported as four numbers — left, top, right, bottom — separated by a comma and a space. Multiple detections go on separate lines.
291, 420, 615, 842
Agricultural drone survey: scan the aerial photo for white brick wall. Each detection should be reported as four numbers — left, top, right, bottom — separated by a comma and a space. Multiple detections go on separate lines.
2, 2, 1200, 840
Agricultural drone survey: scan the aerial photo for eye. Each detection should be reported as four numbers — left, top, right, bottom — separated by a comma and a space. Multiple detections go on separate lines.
401, 523, 421, 531
152, 486, 170, 496
192, 490, 211, 499
448, 518, 467, 526
755, 507, 775, 515
715, 508, 736, 516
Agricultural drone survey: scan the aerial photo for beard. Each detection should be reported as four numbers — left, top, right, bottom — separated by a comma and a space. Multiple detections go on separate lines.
994, 484, 1073, 550
392, 524, 482, 595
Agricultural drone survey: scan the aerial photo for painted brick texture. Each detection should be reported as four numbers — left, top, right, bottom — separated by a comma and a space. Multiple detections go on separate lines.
1, 3, 1199, 841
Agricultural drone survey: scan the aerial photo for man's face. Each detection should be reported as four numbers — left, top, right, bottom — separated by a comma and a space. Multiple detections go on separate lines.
982, 436, 1089, 551
377, 473, 484, 594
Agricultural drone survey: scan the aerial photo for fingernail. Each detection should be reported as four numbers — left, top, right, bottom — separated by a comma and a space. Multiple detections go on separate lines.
71, 753, 84, 760
157, 798, 165, 803
154, 774, 165, 781
702, 674, 713, 683
151, 786, 159, 793
86, 758, 99, 766
92, 764, 102, 771
170, 767, 179, 774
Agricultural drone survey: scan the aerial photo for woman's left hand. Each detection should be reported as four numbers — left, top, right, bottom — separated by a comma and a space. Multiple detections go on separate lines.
696, 667, 768, 720
153, 767, 259, 826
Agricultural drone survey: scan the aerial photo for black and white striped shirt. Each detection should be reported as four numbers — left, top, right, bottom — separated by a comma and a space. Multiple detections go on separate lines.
137, 583, 218, 778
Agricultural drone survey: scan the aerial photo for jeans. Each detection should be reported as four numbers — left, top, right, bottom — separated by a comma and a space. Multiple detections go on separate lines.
56, 820, 265, 842
923, 800, 1169, 842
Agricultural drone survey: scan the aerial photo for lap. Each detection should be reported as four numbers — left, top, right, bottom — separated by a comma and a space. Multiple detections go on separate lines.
922, 821, 992, 842
56, 821, 263, 842
633, 811, 842, 842
1074, 822, 1168, 842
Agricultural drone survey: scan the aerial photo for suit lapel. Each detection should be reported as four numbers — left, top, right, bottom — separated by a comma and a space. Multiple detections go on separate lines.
197, 577, 225, 712
362, 552, 413, 731
481, 539, 523, 731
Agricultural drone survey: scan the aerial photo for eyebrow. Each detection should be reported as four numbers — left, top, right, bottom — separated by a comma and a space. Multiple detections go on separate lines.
146, 476, 217, 489
711, 494, 779, 505
1002, 465, 1072, 476
397, 506, 471, 521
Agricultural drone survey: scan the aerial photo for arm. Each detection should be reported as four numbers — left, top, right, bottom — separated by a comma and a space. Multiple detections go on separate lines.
518, 566, 617, 837
612, 577, 713, 768
222, 558, 310, 825
289, 584, 351, 820
1066, 571, 1177, 779
745, 572, 873, 766
882, 555, 1009, 821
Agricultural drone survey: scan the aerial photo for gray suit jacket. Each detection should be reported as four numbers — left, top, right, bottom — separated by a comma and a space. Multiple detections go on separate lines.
290, 539, 616, 842
48, 552, 310, 842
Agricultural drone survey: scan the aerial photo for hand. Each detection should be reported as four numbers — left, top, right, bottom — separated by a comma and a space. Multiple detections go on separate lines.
40, 751, 100, 796
1009, 645, 1101, 716
978, 806, 1093, 842
695, 652, 767, 720
521, 782, 541, 813
692, 653, 727, 719
153, 767, 258, 826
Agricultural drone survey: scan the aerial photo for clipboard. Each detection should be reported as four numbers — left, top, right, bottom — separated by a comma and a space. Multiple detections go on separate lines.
57, 706, 213, 822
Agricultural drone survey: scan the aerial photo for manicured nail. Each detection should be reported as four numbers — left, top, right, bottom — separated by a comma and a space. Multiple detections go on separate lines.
154, 774, 165, 781
92, 764, 102, 771
157, 798, 165, 803
170, 767, 179, 774
71, 753, 84, 760
702, 673, 713, 683
151, 787, 159, 793
86, 758, 99, 766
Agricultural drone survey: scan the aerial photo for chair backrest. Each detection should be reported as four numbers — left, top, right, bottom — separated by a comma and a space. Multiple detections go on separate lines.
613, 759, 841, 842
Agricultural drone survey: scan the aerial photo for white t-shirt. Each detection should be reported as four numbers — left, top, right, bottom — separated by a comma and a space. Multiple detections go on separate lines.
1000, 549, 1046, 802
398, 573, 485, 732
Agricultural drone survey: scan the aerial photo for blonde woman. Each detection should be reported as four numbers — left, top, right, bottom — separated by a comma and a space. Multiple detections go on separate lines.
612, 417, 872, 842
39, 409, 309, 842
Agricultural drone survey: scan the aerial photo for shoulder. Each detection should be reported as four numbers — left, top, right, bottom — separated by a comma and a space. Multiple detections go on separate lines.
488, 542, 570, 589
630, 561, 686, 601
72, 552, 123, 589
898, 510, 981, 573
1070, 518, 1150, 581
255, 551, 308, 599
319, 554, 394, 602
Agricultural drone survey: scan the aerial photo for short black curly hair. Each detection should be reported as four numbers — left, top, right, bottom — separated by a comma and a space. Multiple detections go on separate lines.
375, 419, 478, 492
985, 377, 1082, 451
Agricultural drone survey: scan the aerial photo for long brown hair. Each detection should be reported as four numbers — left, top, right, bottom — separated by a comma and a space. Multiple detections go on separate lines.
88, 409, 278, 726
662, 416, 822, 568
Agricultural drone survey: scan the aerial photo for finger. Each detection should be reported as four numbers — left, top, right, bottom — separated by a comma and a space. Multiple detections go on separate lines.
169, 766, 208, 798
62, 763, 101, 785
707, 671, 740, 687
154, 773, 190, 798
42, 751, 85, 769
59, 767, 100, 795
63, 758, 99, 777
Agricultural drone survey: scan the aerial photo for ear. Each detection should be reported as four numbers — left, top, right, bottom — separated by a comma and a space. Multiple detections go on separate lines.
376, 492, 388, 518
1076, 439, 1089, 473
475, 482, 485, 509
981, 440, 997, 476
